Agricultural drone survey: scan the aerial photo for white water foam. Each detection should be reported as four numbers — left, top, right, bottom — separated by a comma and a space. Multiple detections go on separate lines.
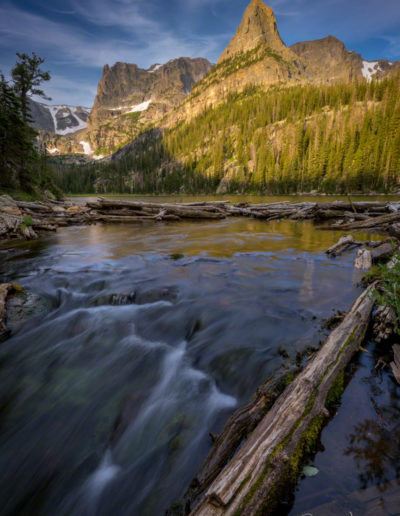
86, 450, 120, 504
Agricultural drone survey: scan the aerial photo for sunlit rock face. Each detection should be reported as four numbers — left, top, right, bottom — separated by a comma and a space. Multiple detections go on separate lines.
218, 0, 288, 62
290, 35, 400, 83
83, 57, 213, 152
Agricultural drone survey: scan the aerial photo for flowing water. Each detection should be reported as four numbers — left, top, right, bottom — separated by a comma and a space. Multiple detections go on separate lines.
0, 195, 399, 516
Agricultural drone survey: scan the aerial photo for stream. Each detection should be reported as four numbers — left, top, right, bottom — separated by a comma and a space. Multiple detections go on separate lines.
0, 195, 399, 516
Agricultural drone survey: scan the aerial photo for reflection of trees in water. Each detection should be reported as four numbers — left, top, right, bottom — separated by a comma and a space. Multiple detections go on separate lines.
345, 419, 400, 491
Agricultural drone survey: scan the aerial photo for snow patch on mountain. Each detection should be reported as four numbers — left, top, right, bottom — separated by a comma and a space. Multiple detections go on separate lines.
362, 61, 381, 81
80, 141, 105, 160
148, 63, 163, 73
80, 141, 92, 155
106, 100, 151, 113
45, 105, 91, 135
126, 100, 152, 113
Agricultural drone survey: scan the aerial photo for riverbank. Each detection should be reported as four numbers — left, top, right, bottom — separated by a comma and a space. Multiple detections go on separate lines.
3, 194, 400, 245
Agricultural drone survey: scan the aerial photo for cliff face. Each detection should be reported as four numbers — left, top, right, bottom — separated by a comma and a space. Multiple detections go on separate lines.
291, 36, 363, 82
291, 35, 400, 83
163, 1, 307, 128
47, 0, 400, 159
84, 57, 213, 151
219, 0, 286, 62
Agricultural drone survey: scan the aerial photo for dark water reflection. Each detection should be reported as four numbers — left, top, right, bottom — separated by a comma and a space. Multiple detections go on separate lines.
0, 214, 392, 516
289, 340, 400, 516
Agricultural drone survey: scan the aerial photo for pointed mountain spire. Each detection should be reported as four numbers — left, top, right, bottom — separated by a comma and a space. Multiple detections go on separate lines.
218, 0, 286, 64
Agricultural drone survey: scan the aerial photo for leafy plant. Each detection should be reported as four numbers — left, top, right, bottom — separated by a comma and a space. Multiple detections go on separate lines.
372, 251, 400, 333
23, 215, 33, 227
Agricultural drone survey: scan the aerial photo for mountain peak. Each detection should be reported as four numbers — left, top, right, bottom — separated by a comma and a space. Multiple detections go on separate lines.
218, 0, 285, 63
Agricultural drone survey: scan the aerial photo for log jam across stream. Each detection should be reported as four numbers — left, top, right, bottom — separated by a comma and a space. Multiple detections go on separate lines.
0, 195, 399, 516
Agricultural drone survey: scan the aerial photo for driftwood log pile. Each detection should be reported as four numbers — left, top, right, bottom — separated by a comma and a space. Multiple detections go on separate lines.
0, 195, 92, 241
86, 198, 231, 222
85, 198, 400, 236
3, 195, 400, 241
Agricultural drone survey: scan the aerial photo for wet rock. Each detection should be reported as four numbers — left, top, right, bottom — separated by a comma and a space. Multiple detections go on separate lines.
135, 286, 179, 305
5, 290, 50, 337
0, 195, 21, 216
391, 344, 400, 384
110, 292, 136, 305
107, 286, 179, 306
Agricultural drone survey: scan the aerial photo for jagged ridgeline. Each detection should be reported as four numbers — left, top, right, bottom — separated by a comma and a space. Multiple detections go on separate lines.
51, 0, 400, 194
57, 73, 400, 194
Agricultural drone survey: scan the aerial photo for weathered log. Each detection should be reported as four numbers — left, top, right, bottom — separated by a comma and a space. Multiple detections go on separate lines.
388, 223, 400, 240
97, 215, 156, 222
326, 235, 357, 256
185, 366, 301, 503
354, 242, 396, 270
391, 345, 400, 384
334, 211, 400, 230
190, 285, 375, 516
343, 211, 371, 220
15, 201, 52, 212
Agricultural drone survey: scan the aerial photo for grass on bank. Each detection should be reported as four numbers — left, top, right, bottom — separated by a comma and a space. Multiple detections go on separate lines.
371, 250, 400, 333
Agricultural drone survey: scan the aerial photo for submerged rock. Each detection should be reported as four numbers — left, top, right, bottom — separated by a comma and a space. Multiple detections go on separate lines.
3, 288, 49, 338
107, 286, 179, 306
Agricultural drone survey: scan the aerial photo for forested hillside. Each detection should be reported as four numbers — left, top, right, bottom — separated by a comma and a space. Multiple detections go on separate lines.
56, 73, 400, 194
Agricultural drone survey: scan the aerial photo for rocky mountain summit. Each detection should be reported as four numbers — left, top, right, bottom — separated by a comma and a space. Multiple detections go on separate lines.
291, 35, 400, 83
42, 57, 212, 157
168, 0, 306, 127
218, 0, 287, 61
45, 0, 399, 159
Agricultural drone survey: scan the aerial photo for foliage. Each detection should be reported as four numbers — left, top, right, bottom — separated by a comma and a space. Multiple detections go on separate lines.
55, 73, 400, 194
0, 53, 55, 196
122, 112, 141, 123
11, 52, 51, 122
372, 251, 400, 333
22, 215, 33, 227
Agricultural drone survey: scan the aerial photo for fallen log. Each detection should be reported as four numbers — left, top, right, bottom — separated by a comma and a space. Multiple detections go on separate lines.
98, 215, 156, 222
332, 211, 400, 230
190, 285, 376, 516
388, 223, 400, 239
15, 201, 51, 212
185, 365, 302, 503
326, 235, 358, 256
354, 242, 396, 270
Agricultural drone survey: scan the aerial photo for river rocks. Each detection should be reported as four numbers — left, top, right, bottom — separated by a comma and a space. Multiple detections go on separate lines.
0, 283, 26, 340
5, 290, 49, 336
373, 305, 398, 343
108, 286, 179, 306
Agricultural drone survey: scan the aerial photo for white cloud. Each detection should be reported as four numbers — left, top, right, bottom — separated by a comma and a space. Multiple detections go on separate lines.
0, 3, 222, 69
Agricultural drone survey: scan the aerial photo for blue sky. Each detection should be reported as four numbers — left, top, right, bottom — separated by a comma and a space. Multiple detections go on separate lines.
1, 0, 399, 107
